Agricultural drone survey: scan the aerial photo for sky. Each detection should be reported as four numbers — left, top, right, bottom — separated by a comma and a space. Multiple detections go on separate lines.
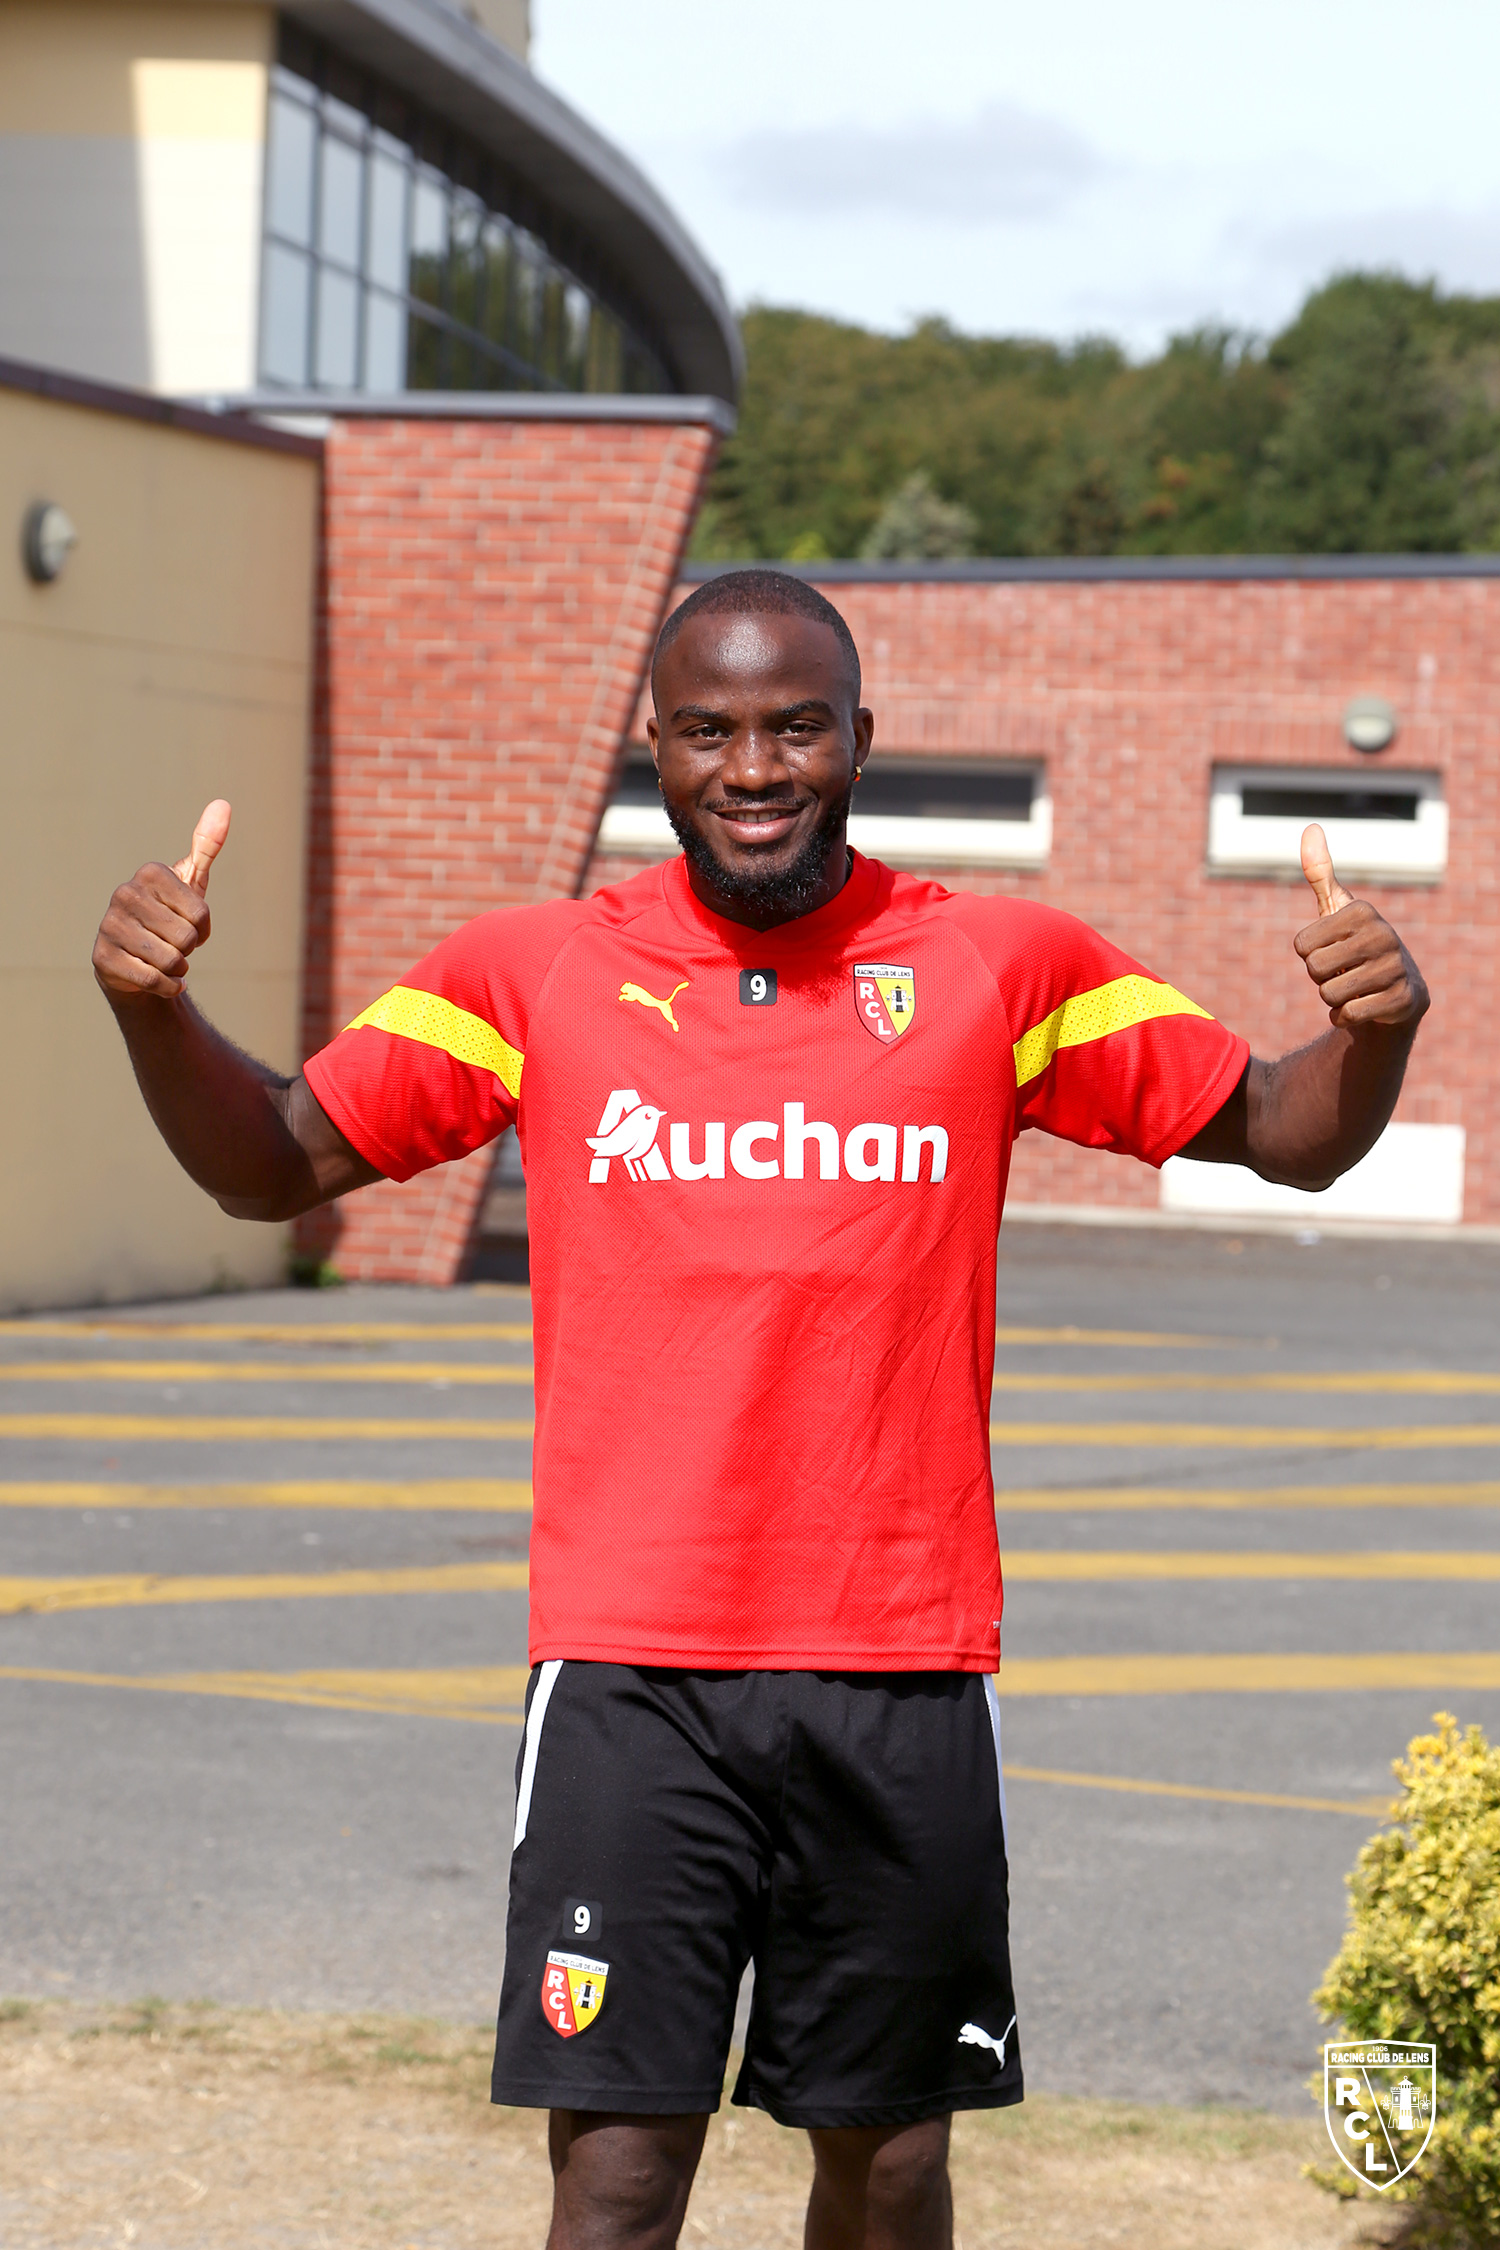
531, 0, 1500, 354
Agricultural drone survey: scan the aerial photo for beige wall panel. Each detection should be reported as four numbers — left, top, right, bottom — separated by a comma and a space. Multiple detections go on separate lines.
0, 136, 153, 386
0, 4, 271, 392
459, 0, 530, 60
0, 386, 318, 1311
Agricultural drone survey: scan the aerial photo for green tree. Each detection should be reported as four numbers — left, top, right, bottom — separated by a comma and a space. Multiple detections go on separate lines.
693, 278, 1500, 561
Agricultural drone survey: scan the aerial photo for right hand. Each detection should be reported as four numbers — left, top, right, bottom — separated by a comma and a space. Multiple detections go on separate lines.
92, 800, 232, 1002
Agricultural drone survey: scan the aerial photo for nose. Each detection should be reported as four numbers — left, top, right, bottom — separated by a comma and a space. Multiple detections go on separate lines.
718, 726, 795, 795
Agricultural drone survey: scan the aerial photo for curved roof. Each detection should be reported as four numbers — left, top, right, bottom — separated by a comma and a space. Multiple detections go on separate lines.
284, 0, 742, 403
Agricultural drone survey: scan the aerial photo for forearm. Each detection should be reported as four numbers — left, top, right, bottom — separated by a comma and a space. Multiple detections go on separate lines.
106, 993, 333, 1221
1245, 1023, 1417, 1187
1185, 1021, 1420, 1187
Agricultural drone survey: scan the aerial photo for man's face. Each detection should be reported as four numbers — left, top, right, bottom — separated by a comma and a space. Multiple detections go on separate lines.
647, 611, 874, 927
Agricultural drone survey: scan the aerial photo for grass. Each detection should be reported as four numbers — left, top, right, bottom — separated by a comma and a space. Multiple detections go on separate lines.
0, 1997, 1397, 2248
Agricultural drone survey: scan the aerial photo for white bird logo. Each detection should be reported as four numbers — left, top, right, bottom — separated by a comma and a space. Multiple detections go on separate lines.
958, 2016, 1016, 2065
585, 1102, 665, 1180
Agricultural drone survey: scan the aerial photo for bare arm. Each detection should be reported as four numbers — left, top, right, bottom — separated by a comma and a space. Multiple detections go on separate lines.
1180, 824, 1429, 1187
92, 802, 381, 1221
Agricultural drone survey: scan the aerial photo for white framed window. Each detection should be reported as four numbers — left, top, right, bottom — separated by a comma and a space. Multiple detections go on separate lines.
597, 752, 1052, 870
1161, 1122, 1465, 1226
1207, 765, 1446, 882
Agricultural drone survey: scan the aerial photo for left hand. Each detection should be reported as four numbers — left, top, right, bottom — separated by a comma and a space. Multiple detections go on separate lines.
1293, 823, 1429, 1031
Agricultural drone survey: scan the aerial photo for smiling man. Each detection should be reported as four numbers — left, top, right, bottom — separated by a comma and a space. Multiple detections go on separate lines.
93, 568, 1428, 2250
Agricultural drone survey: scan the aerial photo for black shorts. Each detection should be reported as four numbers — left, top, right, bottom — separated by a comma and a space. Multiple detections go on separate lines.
490, 1664, 1021, 2129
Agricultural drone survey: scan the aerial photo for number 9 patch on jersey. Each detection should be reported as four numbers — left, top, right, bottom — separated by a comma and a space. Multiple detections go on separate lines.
543, 1949, 610, 2036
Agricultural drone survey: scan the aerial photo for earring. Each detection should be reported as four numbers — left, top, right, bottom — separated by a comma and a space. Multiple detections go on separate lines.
854, 767, 863, 780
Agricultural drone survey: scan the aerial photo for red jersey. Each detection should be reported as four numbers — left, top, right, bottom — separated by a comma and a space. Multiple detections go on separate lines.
305, 853, 1247, 1672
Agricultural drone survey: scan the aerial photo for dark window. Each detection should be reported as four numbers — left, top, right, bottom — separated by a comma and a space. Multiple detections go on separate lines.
258, 23, 673, 396
1241, 786, 1419, 823
610, 748, 1036, 818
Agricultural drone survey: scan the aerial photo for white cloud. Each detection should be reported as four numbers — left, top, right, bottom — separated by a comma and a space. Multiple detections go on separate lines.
719, 102, 1112, 224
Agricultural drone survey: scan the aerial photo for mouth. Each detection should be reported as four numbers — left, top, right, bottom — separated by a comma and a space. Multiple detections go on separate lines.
702, 799, 810, 849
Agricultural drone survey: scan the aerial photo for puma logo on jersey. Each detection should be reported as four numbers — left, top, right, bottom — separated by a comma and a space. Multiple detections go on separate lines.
958, 2016, 1016, 2065
619, 979, 688, 1032
587, 1092, 948, 1185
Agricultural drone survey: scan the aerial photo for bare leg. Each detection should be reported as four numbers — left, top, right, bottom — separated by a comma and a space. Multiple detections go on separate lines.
804, 2119, 953, 2250
545, 2112, 710, 2250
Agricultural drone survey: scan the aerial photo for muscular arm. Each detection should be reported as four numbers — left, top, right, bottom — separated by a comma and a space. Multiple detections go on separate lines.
1179, 827, 1429, 1188
92, 804, 380, 1221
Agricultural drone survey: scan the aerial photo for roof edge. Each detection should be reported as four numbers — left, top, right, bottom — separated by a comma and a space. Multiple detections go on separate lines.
0, 355, 323, 458
284, 0, 742, 402
195, 389, 734, 435
683, 554, 1500, 584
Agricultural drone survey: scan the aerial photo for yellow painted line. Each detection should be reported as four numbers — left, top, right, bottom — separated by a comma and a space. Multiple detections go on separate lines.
995, 1325, 1268, 1350
0, 1480, 532, 1511
988, 1421, 1500, 1449
1003, 1763, 1388, 1818
995, 1652, 1500, 1695
1, 1655, 1490, 1735
0, 1321, 533, 1343
990, 1371, 1500, 1395
0, 1562, 530, 1615
996, 1484, 1500, 1511
1002, 1551, 1500, 1581
0, 1414, 533, 1440
0, 1663, 530, 1723
0, 1360, 533, 1385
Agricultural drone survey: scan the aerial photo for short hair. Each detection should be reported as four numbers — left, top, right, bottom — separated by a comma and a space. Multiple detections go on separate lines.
652, 569, 861, 702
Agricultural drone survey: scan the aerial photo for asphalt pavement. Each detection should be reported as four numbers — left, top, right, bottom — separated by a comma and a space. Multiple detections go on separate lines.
2, 1220, 1498, 2112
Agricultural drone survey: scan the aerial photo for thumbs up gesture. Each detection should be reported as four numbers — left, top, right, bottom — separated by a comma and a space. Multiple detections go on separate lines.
93, 800, 233, 1002
1292, 822, 1428, 1030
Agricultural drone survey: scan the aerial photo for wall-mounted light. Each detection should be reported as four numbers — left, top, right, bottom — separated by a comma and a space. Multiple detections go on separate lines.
22, 501, 77, 584
1342, 695, 1398, 754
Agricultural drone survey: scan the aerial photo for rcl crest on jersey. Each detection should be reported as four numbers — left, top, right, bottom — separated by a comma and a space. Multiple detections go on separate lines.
542, 1949, 609, 2037
854, 963, 916, 1042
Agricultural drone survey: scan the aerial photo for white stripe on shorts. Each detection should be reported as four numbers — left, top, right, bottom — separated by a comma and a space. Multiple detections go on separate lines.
512, 1658, 562, 1849
983, 1673, 1009, 1852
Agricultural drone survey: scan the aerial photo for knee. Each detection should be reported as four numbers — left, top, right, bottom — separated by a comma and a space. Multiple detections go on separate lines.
811, 2117, 951, 2232
548, 2113, 705, 2250
864, 2121, 951, 2225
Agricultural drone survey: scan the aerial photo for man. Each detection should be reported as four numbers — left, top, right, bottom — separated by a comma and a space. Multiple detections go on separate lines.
93, 569, 1427, 2250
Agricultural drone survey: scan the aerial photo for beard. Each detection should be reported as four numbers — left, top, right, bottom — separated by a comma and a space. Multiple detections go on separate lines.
663, 783, 854, 919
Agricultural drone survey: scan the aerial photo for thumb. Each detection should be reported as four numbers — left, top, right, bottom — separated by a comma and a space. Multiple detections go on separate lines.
173, 799, 232, 896
1301, 822, 1352, 918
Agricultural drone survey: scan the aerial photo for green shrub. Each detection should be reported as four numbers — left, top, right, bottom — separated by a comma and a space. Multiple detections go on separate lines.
1311, 1714, 1500, 2244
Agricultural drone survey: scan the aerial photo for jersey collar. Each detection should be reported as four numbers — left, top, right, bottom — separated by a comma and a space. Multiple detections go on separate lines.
659, 848, 888, 954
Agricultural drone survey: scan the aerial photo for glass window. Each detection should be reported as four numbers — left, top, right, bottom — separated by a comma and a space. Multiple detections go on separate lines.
266, 92, 316, 247
366, 149, 407, 291
364, 291, 407, 391
315, 267, 360, 387
258, 22, 676, 397
260, 241, 311, 383
318, 133, 363, 269
409, 171, 447, 310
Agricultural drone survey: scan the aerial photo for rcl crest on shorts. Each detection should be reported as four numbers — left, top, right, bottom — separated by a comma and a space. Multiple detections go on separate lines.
542, 1949, 609, 2037
1324, 2042, 1437, 2190
854, 963, 916, 1043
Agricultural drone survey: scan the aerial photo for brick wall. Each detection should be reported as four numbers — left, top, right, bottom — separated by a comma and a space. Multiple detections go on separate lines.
300, 410, 719, 1283
584, 571, 1500, 1226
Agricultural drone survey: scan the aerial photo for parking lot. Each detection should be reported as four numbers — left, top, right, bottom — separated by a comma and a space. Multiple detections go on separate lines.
2, 1219, 1498, 2113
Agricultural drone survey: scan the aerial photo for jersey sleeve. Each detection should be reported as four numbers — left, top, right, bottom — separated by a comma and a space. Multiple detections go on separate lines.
302, 900, 579, 1182
972, 899, 1249, 1166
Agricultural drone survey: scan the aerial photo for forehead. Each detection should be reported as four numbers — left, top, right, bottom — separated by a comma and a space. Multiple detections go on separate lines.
656, 608, 855, 708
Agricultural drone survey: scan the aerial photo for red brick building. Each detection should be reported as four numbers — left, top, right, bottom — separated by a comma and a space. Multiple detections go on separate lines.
293, 397, 723, 1284
585, 559, 1497, 1242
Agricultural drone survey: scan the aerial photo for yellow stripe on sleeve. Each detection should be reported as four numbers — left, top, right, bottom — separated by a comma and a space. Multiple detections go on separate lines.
343, 986, 524, 1098
1013, 975, 1211, 1090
